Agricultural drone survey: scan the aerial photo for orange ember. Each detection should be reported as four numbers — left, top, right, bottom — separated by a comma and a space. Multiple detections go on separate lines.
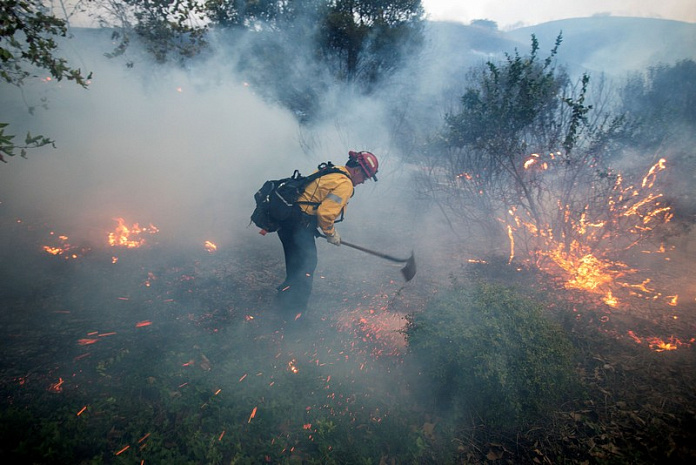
287, 359, 299, 374
48, 377, 64, 393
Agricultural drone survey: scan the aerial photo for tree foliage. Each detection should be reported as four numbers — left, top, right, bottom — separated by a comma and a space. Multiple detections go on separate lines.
445, 35, 565, 155
211, 0, 329, 122
98, 0, 423, 84
416, 35, 628, 253
94, 0, 210, 64
619, 59, 696, 221
0, 0, 90, 87
204, 0, 286, 28
0, 123, 55, 163
317, 0, 423, 86
620, 59, 696, 148
1, 0, 91, 163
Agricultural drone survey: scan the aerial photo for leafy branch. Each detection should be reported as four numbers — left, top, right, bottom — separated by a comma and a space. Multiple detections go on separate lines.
1, 1, 90, 163
0, 123, 55, 163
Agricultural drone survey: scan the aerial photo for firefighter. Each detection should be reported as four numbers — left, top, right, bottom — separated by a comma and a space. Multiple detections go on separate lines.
276, 150, 379, 315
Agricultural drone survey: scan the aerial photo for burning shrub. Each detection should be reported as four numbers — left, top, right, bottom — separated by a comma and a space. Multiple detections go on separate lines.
404, 282, 577, 430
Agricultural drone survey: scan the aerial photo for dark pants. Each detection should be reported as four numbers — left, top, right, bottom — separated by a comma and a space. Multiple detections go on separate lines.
276, 212, 317, 313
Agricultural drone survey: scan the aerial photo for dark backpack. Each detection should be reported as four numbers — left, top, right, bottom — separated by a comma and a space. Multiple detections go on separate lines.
251, 162, 346, 233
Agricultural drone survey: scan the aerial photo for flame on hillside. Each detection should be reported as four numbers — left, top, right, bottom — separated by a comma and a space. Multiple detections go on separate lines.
497, 157, 691, 351
508, 158, 674, 308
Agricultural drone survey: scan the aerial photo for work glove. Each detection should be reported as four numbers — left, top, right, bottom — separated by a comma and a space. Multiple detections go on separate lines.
326, 230, 341, 246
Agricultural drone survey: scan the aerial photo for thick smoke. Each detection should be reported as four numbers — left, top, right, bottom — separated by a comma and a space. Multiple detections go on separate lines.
1, 31, 303, 244
1, 27, 430, 255
4, 18, 694, 251
2, 15, 696, 462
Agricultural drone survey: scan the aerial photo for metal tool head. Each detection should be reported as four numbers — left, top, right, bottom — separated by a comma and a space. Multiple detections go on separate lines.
400, 252, 417, 282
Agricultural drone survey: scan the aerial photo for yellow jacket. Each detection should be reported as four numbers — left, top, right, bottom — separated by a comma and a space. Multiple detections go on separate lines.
297, 166, 354, 236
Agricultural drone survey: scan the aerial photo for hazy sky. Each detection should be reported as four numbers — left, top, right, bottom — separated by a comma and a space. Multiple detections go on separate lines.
421, 0, 696, 29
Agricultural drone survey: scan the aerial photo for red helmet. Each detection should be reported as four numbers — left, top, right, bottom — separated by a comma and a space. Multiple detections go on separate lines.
348, 150, 379, 181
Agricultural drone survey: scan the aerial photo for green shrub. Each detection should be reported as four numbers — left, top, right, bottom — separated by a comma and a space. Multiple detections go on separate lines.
405, 282, 577, 429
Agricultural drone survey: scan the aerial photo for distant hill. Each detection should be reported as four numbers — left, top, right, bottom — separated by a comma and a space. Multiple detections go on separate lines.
424, 16, 696, 79
506, 16, 696, 77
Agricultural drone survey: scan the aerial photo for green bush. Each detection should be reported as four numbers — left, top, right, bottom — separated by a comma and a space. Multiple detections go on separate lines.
405, 282, 577, 429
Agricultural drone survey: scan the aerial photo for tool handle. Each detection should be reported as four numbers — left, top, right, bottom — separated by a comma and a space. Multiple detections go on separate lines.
340, 240, 409, 263
318, 232, 409, 263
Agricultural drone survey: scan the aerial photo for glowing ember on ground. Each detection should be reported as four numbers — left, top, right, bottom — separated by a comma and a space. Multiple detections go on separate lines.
627, 331, 694, 352
334, 295, 407, 360
107, 218, 159, 248
248, 406, 257, 423
48, 377, 64, 393
143, 272, 156, 287
42, 233, 89, 259
648, 337, 679, 352
287, 359, 299, 373
43, 245, 63, 255
603, 291, 619, 307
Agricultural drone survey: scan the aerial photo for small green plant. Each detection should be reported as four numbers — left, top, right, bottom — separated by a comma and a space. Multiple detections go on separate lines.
405, 281, 578, 430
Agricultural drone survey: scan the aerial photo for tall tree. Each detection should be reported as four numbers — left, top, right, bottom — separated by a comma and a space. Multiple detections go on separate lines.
620, 59, 696, 149
90, 0, 424, 119
416, 35, 630, 257
204, 0, 283, 28
93, 0, 209, 64
317, 0, 423, 87
619, 59, 696, 222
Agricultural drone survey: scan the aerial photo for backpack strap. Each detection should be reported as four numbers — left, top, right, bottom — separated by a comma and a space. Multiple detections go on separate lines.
295, 162, 351, 209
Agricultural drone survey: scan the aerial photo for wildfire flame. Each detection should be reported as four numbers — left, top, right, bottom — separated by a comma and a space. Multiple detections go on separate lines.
628, 331, 694, 352
523, 152, 556, 170
500, 157, 691, 351
42, 233, 88, 259
108, 218, 159, 248
507, 158, 674, 310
